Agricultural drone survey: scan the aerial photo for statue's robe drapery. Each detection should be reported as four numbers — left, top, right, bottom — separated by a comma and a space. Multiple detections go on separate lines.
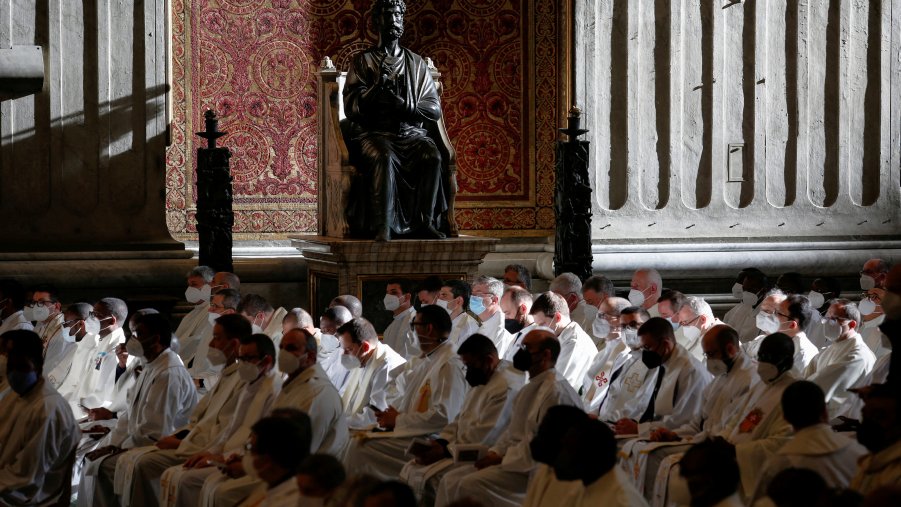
343, 47, 448, 237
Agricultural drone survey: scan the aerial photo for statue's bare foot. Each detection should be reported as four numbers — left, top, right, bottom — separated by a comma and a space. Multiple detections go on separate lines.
423, 225, 446, 239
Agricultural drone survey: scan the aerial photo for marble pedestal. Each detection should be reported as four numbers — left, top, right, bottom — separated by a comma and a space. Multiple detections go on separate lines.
291, 235, 498, 329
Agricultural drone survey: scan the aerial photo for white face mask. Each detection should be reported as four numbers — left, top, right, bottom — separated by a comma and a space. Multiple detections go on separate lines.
242, 452, 260, 481
207, 312, 220, 327
628, 288, 646, 307
237, 361, 261, 382
682, 324, 702, 342
126, 337, 145, 359
706, 358, 728, 377
185, 285, 211, 304
592, 318, 611, 339
23, 305, 36, 322
731, 283, 744, 300
383, 294, 401, 312
742, 291, 758, 306
435, 299, 452, 315
756, 313, 779, 334
860, 275, 876, 291
622, 328, 641, 349
757, 361, 781, 383
583, 305, 599, 321
883, 292, 901, 320
278, 350, 301, 374
821, 318, 842, 341
807, 291, 825, 309
341, 352, 362, 370
85, 318, 101, 336
859, 298, 878, 316
32, 305, 51, 322
62, 326, 77, 343
206, 346, 227, 366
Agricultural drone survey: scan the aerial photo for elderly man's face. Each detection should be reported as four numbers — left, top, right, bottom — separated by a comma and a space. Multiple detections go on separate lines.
378, 5, 404, 39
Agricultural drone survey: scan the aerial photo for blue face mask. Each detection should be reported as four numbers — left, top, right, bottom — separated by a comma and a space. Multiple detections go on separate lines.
8, 370, 38, 395
469, 296, 486, 315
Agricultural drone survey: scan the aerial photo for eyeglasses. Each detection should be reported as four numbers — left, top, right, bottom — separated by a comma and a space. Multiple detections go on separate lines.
26, 300, 54, 308
775, 311, 792, 320
859, 292, 881, 303
237, 354, 262, 362
89, 311, 111, 320
62, 318, 82, 327
678, 315, 701, 327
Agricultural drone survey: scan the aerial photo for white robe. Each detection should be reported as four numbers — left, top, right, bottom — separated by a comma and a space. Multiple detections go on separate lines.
580, 338, 631, 412
314, 329, 347, 390
52, 331, 101, 413
555, 321, 598, 391
107, 349, 199, 449
175, 302, 212, 364
345, 341, 468, 481
477, 310, 515, 359
837, 350, 891, 420
673, 351, 757, 440
341, 342, 406, 429
724, 302, 760, 343
597, 352, 655, 423
186, 323, 219, 392
434, 368, 581, 507
0, 379, 81, 506
261, 307, 287, 348
272, 363, 348, 456
790, 331, 819, 376
751, 423, 866, 501
382, 306, 416, 358
638, 344, 712, 434
0, 310, 34, 334
803, 332, 875, 418
682, 320, 723, 363
862, 315, 891, 359
522, 464, 649, 507
447, 312, 479, 351
806, 313, 830, 350
724, 372, 795, 497
82, 328, 131, 412
570, 301, 597, 344
502, 323, 538, 363
39, 314, 75, 386
400, 367, 518, 501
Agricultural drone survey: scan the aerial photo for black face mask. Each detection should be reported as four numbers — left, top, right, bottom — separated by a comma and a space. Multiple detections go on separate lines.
641, 349, 663, 369
513, 348, 533, 372
505, 318, 524, 334
465, 367, 490, 387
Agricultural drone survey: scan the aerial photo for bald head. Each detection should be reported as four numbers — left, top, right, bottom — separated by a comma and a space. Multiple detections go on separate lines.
519, 328, 560, 375
630, 268, 662, 308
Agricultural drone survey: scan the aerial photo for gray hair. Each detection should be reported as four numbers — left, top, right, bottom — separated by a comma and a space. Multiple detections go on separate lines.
583, 275, 614, 297
215, 289, 241, 310
66, 302, 93, 320
98, 297, 128, 323
606, 297, 632, 315
473, 275, 504, 299
550, 272, 582, 297
187, 266, 215, 283
683, 296, 714, 319
323, 305, 353, 327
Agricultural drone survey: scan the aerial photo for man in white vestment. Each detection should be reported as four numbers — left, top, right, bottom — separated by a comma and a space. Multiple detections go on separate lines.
525, 413, 648, 507
79, 297, 134, 419
724, 268, 770, 343
579, 275, 615, 345
613, 317, 710, 437
595, 307, 652, 423
155, 334, 281, 507
500, 286, 535, 361
118, 314, 254, 506
81, 312, 198, 507
804, 299, 875, 418
529, 292, 595, 390
742, 289, 787, 359
438, 279, 479, 351
550, 272, 595, 337
654, 289, 689, 351
26, 284, 71, 383
318, 306, 352, 389
650, 325, 757, 442
401, 334, 519, 506
628, 268, 663, 318
48, 302, 99, 400
676, 296, 723, 362
0, 279, 34, 334
472, 276, 514, 359
237, 293, 288, 346
189, 288, 241, 393
344, 305, 468, 480
751, 381, 866, 502
175, 266, 217, 367
0, 330, 81, 506
195, 327, 347, 507
580, 297, 632, 412
775, 294, 820, 374
434, 328, 581, 507
337, 317, 406, 428
416, 275, 444, 307
859, 259, 892, 357
380, 278, 418, 358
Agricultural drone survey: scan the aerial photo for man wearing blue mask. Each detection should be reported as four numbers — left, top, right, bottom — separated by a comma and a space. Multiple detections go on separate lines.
0, 329, 81, 506
472, 276, 514, 359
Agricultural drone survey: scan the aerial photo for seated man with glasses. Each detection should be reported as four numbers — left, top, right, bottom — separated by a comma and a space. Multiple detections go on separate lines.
675, 296, 724, 363
344, 305, 468, 481
25, 284, 69, 379
595, 306, 652, 424
580, 297, 633, 412
803, 299, 875, 418
774, 294, 820, 374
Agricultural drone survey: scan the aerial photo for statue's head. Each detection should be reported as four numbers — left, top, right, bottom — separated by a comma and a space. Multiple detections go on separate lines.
373, 0, 406, 41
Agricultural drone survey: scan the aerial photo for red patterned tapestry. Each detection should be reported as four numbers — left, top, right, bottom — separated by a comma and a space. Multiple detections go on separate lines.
166, 0, 560, 239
